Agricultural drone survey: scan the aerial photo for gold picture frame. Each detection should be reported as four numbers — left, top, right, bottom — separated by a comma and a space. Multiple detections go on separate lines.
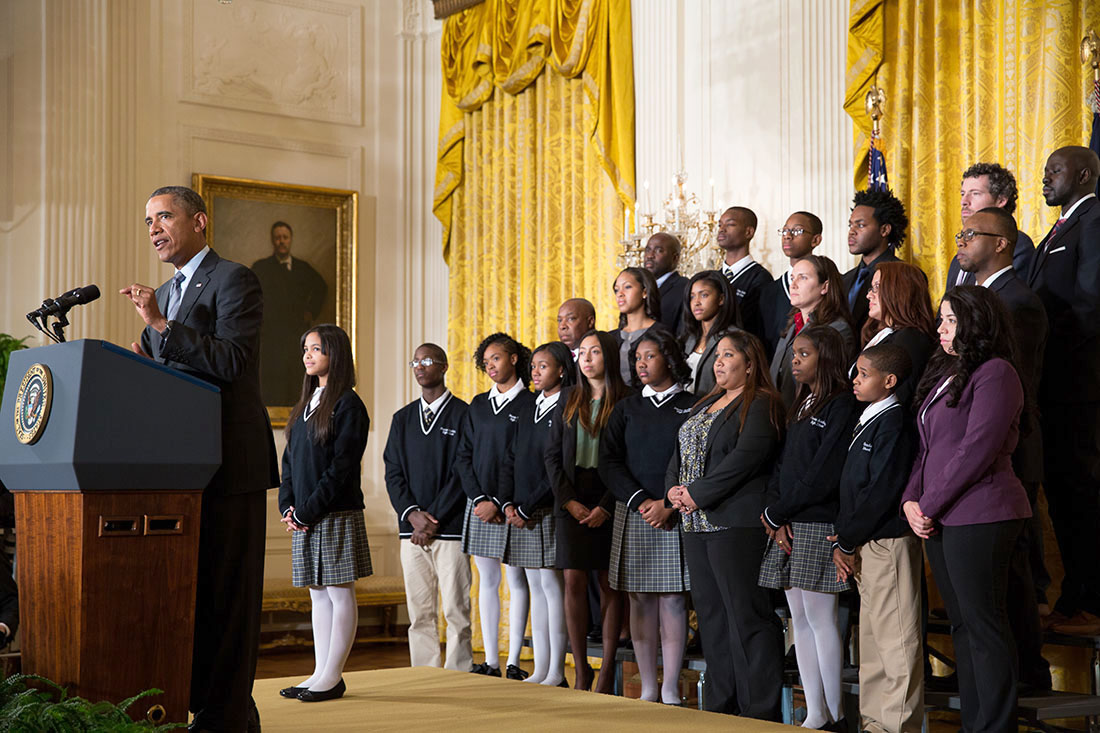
192, 174, 357, 428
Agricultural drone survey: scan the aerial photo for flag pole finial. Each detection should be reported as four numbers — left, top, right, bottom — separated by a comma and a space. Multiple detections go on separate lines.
865, 86, 886, 137
1083, 30, 1099, 81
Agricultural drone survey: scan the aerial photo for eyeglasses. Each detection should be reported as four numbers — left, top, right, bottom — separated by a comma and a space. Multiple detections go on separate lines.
409, 358, 444, 368
777, 227, 807, 238
954, 229, 1001, 243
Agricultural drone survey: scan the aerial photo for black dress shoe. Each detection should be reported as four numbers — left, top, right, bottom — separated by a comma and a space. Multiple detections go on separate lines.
470, 662, 502, 677
557, 679, 569, 688
279, 686, 306, 699
506, 664, 529, 681
297, 678, 346, 702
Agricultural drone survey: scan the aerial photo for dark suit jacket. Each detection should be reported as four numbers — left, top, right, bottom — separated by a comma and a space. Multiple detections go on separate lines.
851, 327, 936, 409
901, 359, 1032, 525
141, 249, 279, 496
682, 330, 723, 397
665, 394, 781, 528
988, 272, 1047, 482
842, 248, 899, 333
945, 231, 1035, 293
657, 272, 689, 336
754, 274, 791, 358
545, 387, 614, 513
1028, 196, 1100, 401
770, 317, 856, 410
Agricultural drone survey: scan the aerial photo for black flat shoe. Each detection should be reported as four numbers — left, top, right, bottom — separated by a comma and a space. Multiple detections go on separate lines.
278, 686, 306, 699
470, 662, 502, 677
297, 679, 345, 702
557, 679, 569, 688
506, 664, 529, 681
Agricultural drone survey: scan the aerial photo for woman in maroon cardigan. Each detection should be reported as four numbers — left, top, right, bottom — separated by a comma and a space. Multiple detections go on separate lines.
902, 285, 1032, 733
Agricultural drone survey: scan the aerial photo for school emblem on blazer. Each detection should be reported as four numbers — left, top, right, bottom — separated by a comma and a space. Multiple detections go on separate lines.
14, 363, 53, 445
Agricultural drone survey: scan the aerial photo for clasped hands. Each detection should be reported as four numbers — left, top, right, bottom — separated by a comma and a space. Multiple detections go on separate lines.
280, 506, 308, 533
563, 500, 610, 528
666, 485, 698, 515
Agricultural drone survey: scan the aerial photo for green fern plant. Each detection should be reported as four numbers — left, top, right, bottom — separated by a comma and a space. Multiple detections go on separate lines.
0, 674, 184, 731
0, 334, 30, 402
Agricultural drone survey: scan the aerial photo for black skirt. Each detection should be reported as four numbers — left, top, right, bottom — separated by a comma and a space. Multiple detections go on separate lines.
554, 467, 613, 570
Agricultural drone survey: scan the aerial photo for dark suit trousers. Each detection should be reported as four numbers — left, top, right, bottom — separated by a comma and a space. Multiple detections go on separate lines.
1005, 480, 1050, 691
190, 490, 267, 731
683, 528, 783, 720
1041, 401, 1100, 616
925, 520, 1022, 733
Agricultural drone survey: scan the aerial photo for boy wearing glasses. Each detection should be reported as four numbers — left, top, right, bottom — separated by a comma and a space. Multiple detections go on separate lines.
383, 343, 473, 670
755, 211, 822, 356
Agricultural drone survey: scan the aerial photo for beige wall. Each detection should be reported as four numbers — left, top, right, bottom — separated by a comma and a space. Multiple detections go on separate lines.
0, 0, 449, 581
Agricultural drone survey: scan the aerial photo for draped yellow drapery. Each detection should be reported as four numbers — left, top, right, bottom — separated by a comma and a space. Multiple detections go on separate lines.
433, 0, 635, 401
846, 1, 1100, 294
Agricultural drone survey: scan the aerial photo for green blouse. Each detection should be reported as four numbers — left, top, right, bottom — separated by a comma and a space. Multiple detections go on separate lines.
575, 398, 602, 468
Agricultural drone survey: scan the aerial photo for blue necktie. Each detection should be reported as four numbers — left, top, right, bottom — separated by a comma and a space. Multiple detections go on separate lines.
848, 267, 869, 310
166, 272, 185, 322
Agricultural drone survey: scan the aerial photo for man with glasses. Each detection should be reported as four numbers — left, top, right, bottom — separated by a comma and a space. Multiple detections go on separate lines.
944, 163, 1035, 292
754, 212, 822, 356
383, 344, 473, 670
956, 207, 1052, 692
843, 189, 907, 333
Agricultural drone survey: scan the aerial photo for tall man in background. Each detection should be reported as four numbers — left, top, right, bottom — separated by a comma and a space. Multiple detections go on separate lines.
123, 185, 279, 732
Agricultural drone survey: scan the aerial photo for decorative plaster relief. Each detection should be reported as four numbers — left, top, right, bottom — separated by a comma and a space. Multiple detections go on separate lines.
182, 0, 362, 125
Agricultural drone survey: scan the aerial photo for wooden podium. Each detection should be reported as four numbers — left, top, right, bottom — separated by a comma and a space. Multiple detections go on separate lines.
0, 340, 221, 723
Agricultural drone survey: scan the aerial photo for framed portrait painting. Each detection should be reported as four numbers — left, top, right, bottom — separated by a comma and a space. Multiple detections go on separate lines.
192, 174, 357, 427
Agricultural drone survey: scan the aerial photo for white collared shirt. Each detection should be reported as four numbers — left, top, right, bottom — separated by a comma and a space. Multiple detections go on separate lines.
172, 245, 211, 308
864, 326, 895, 350
782, 269, 793, 299
420, 389, 452, 416
276, 254, 293, 271
921, 376, 954, 424
489, 380, 524, 412
655, 271, 673, 288
979, 265, 1014, 289
722, 255, 755, 282
306, 385, 324, 419
851, 394, 900, 448
641, 382, 684, 406
535, 389, 561, 421
1057, 192, 1096, 224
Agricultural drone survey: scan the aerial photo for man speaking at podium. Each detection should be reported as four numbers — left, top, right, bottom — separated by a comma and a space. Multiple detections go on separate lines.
122, 185, 279, 733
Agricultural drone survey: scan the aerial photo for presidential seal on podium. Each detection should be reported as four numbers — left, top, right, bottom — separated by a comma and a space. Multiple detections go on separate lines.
14, 363, 53, 445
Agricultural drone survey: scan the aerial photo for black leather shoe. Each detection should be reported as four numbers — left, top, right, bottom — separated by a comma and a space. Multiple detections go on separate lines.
557, 679, 568, 688
470, 662, 501, 677
279, 686, 306, 699
297, 678, 346, 702
505, 664, 529, 681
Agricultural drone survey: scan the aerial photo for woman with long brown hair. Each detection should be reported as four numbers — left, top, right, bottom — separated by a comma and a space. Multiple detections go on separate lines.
665, 329, 786, 719
769, 254, 856, 409
545, 329, 631, 692
611, 267, 662, 386
854, 261, 937, 406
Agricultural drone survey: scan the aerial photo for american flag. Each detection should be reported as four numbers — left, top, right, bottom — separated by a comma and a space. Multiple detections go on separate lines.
868, 131, 889, 192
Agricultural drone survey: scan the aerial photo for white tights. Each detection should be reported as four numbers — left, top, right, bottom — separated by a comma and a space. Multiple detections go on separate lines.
301, 583, 358, 691
785, 588, 843, 728
473, 555, 503, 669
523, 567, 566, 685
629, 592, 687, 703
504, 564, 530, 669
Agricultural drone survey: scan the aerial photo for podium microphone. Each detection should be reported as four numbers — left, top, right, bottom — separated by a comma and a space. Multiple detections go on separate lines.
26, 284, 101, 319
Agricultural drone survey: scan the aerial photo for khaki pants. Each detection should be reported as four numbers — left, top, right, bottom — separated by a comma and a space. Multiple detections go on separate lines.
853, 536, 924, 733
400, 539, 472, 671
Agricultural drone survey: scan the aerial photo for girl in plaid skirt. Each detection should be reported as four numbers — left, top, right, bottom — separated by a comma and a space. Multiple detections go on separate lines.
759, 326, 860, 729
278, 324, 372, 703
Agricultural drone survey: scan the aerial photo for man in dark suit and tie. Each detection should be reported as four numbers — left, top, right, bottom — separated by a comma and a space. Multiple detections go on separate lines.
842, 188, 906, 334
642, 232, 689, 335
957, 205, 1052, 690
944, 163, 1036, 292
123, 185, 279, 732
1028, 146, 1100, 636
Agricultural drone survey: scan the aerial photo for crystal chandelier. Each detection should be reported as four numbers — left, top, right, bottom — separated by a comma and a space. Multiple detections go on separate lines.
618, 171, 724, 276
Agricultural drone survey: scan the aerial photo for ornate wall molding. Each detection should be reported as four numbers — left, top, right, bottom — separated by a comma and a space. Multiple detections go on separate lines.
181, 0, 363, 125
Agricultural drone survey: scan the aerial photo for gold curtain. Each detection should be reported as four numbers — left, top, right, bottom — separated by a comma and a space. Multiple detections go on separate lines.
846, 1, 1100, 293
434, 0, 635, 401
431, 0, 635, 659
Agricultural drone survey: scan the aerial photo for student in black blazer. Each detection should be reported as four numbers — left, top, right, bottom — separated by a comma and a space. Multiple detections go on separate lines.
679, 271, 740, 395
125, 186, 278, 732
644, 232, 690, 336
854, 262, 937, 408
957, 206, 1053, 688
666, 329, 785, 720
716, 207, 772, 337
842, 188, 906, 334
1028, 146, 1100, 634
546, 330, 631, 693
